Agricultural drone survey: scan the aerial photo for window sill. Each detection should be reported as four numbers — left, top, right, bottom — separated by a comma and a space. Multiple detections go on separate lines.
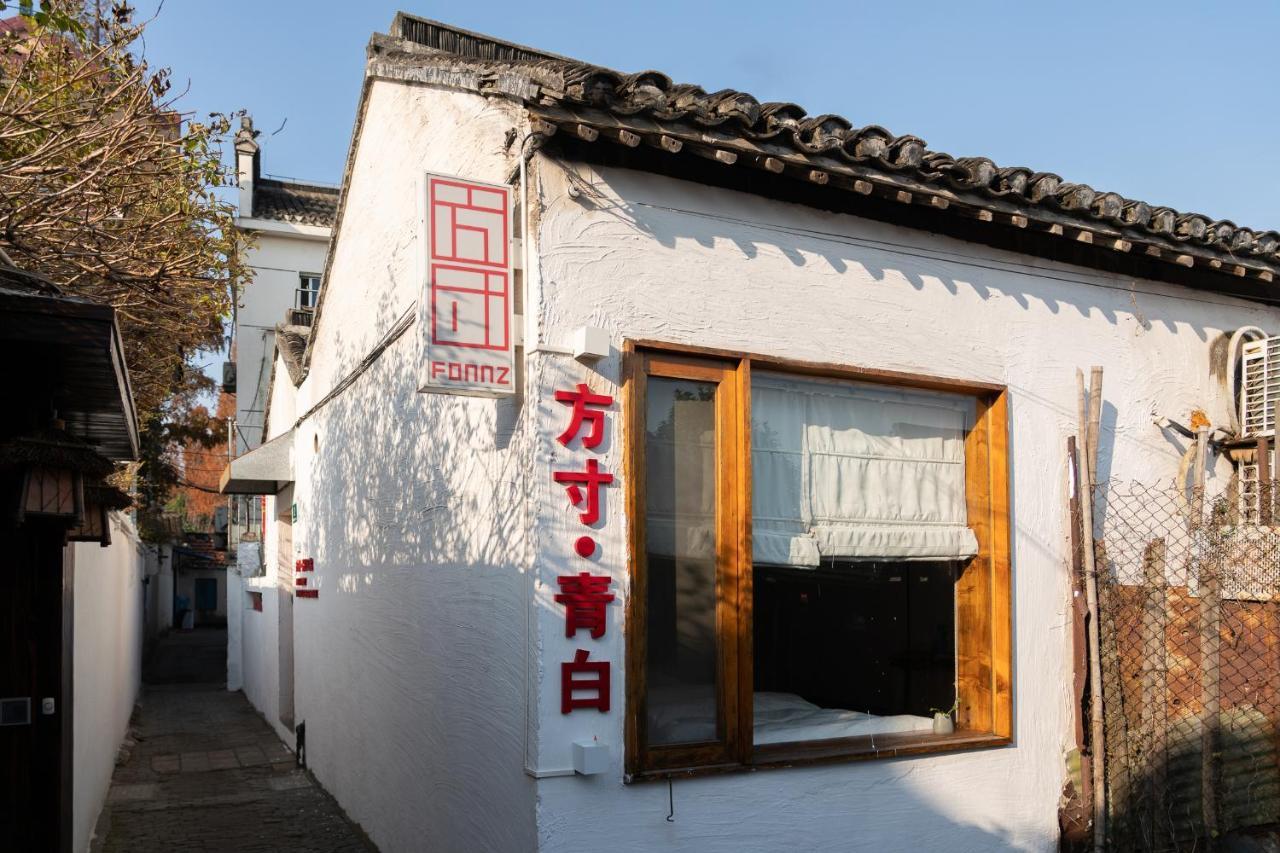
625, 730, 1012, 783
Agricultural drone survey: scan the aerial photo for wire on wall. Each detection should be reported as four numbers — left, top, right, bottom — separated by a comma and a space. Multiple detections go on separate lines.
287, 303, 417, 434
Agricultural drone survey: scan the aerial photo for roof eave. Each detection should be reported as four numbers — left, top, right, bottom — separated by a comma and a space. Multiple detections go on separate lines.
525, 108, 1280, 298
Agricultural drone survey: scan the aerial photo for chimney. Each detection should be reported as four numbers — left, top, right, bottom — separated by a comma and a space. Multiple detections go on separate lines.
234, 115, 260, 219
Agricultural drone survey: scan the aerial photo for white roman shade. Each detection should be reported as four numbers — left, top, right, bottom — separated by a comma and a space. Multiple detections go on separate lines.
752, 374, 978, 565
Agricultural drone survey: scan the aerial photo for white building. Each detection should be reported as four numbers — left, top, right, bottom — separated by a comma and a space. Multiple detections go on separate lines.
223, 117, 334, 719
230, 116, 335, 458
222, 14, 1280, 852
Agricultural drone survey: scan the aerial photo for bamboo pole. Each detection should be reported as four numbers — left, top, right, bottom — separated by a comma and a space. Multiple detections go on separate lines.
1087, 366, 1103, 483
1078, 368, 1107, 852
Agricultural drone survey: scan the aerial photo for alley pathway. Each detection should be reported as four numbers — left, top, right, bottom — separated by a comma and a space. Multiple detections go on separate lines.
92, 629, 376, 853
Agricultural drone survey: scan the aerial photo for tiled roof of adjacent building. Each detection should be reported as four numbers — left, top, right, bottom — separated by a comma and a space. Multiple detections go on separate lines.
253, 178, 339, 227
369, 13, 1280, 298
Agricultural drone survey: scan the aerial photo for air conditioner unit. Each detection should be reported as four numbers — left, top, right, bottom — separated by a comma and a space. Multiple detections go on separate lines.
1240, 336, 1280, 439
1238, 335, 1280, 524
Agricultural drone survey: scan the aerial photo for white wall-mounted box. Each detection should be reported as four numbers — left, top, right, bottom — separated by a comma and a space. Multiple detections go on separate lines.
572, 740, 609, 776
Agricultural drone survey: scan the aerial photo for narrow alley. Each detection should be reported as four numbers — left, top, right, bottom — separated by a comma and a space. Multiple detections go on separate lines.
91, 630, 376, 853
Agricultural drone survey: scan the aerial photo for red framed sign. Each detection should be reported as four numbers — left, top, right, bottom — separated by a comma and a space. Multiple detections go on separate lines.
418, 173, 515, 396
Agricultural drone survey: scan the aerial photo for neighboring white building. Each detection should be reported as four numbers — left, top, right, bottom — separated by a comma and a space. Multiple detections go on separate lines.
229, 115, 335, 458
222, 15, 1280, 852
224, 117, 334, 709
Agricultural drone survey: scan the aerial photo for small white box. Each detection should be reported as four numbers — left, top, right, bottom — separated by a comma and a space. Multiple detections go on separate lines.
570, 326, 610, 362
572, 740, 609, 776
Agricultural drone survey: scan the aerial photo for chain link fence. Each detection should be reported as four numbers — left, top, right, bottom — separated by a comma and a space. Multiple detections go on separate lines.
1093, 479, 1280, 851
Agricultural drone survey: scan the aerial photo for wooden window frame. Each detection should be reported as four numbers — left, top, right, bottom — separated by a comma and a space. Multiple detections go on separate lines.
623, 340, 1012, 782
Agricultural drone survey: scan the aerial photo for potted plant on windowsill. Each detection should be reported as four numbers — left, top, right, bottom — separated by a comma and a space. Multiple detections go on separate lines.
930, 699, 958, 735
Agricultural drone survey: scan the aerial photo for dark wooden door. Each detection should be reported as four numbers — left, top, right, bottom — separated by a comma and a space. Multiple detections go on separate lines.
0, 520, 72, 853
194, 577, 217, 612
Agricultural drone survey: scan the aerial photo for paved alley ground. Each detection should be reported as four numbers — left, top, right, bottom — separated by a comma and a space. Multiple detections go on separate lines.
92, 629, 376, 853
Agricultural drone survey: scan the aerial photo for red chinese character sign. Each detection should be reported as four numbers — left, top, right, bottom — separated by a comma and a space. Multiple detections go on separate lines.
555, 383, 611, 448
418, 173, 515, 396
561, 650, 610, 714
555, 573, 615, 639
552, 384, 616, 715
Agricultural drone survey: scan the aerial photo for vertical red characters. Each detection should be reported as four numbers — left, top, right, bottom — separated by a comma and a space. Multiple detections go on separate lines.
555, 572, 616, 639
553, 383, 615, 714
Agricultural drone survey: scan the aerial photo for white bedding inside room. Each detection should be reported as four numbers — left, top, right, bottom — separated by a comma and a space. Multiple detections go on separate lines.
753, 691, 935, 744
647, 686, 935, 746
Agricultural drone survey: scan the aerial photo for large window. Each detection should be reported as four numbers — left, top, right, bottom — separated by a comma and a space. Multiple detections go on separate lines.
625, 345, 1011, 779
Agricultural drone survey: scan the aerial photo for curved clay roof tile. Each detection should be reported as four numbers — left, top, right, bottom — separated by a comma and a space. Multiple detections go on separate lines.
665, 83, 707, 107
796, 114, 853, 151
1254, 232, 1280, 256
759, 102, 807, 128
1230, 228, 1256, 253
705, 90, 761, 126
951, 157, 998, 189
613, 72, 671, 114
1205, 220, 1236, 246
1175, 214, 1208, 242
1121, 200, 1152, 228
1055, 183, 1096, 212
1028, 173, 1062, 204
848, 125, 893, 160
1149, 207, 1177, 234
889, 136, 926, 168
564, 68, 621, 107
1092, 192, 1125, 221
621, 70, 672, 90
993, 166, 1034, 197
918, 151, 956, 178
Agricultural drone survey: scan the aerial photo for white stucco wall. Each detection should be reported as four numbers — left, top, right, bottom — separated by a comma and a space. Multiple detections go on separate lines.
226, 568, 243, 690
238, 537, 293, 745
523, 159, 1280, 853
286, 79, 538, 853
232, 349, 300, 699
266, 71, 1280, 853
141, 543, 169, 642
72, 514, 147, 853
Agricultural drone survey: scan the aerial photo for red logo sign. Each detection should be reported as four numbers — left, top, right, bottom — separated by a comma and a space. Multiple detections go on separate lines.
420, 174, 514, 396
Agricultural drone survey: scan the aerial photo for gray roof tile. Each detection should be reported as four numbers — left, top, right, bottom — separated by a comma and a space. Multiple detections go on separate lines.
253, 179, 338, 227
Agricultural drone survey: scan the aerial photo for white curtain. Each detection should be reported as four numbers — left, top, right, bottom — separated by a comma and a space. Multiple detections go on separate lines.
751, 373, 978, 565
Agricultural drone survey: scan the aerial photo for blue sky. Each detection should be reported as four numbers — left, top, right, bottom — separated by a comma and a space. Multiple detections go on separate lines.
137, 0, 1279, 230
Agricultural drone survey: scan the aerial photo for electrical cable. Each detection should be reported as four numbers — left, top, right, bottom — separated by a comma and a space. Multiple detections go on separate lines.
286, 303, 416, 433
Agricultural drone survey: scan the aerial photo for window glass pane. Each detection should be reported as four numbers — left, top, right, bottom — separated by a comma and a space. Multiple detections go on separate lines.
750, 373, 962, 745
298, 275, 320, 308
753, 561, 956, 745
751, 372, 975, 564
644, 377, 719, 746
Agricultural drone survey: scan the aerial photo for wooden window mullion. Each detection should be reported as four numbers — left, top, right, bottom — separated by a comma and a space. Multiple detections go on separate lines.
734, 358, 754, 764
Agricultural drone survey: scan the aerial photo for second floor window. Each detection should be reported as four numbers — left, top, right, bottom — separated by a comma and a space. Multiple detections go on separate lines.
297, 274, 321, 309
